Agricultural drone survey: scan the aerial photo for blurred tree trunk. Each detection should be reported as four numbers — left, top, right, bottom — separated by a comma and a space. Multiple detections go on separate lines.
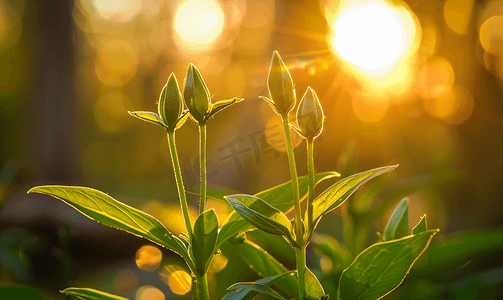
35, 0, 80, 182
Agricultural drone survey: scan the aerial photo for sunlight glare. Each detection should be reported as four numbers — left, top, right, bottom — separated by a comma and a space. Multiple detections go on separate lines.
174, 0, 224, 50
331, 0, 417, 78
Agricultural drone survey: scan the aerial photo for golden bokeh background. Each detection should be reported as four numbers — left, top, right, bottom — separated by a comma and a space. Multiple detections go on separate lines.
1, 0, 503, 299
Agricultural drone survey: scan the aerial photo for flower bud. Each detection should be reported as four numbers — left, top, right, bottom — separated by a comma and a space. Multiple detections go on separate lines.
267, 51, 296, 115
158, 73, 183, 130
183, 63, 210, 123
296, 87, 324, 140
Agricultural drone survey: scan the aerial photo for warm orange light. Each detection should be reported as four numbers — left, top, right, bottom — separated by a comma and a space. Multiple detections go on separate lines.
135, 245, 162, 272
92, 0, 141, 22
174, 0, 224, 51
330, 0, 417, 78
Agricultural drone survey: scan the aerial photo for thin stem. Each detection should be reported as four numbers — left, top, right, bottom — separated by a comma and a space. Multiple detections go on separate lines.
296, 246, 307, 299
167, 131, 193, 240
199, 123, 207, 214
306, 139, 315, 235
280, 114, 304, 299
196, 273, 209, 300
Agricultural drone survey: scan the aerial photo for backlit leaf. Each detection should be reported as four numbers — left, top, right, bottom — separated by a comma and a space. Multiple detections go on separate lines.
191, 209, 219, 275
226, 195, 295, 242
227, 283, 285, 300
303, 267, 325, 300
411, 215, 427, 235
207, 97, 243, 119
61, 288, 127, 300
128, 111, 167, 129
217, 172, 338, 249
338, 230, 438, 300
222, 271, 295, 300
28, 186, 194, 271
383, 198, 409, 241
310, 165, 398, 230
238, 240, 298, 299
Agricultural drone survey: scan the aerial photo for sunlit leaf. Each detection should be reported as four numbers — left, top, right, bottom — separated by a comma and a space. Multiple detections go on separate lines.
310, 165, 398, 230
338, 230, 438, 300
61, 288, 127, 300
303, 267, 325, 300
28, 186, 194, 271
222, 271, 295, 300
226, 194, 295, 242
217, 172, 338, 249
411, 215, 427, 235
227, 283, 286, 300
207, 97, 243, 119
191, 209, 219, 274
383, 198, 409, 241
128, 111, 167, 129
238, 240, 298, 299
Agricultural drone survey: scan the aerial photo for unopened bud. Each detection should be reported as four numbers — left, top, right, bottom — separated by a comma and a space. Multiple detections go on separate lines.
158, 73, 184, 130
183, 63, 210, 123
266, 51, 296, 115
296, 87, 324, 140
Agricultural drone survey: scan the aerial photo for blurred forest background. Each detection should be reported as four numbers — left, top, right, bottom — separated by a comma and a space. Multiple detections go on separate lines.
1, 0, 503, 299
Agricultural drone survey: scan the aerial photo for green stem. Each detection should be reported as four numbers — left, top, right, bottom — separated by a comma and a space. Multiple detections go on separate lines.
199, 123, 207, 214
167, 131, 193, 240
280, 115, 304, 299
196, 273, 209, 300
306, 139, 315, 236
296, 246, 307, 299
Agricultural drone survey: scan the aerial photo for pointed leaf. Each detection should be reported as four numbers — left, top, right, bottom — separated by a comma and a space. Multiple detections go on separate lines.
238, 240, 299, 299
227, 283, 286, 300
303, 267, 325, 300
191, 209, 219, 274
338, 230, 438, 300
61, 288, 127, 300
128, 111, 167, 129
411, 215, 427, 235
259, 96, 282, 115
28, 186, 194, 271
175, 110, 190, 129
383, 198, 409, 241
225, 195, 295, 242
310, 165, 398, 230
222, 271, 295, 300
217, 172, 339, 249
207, 97, 243, 119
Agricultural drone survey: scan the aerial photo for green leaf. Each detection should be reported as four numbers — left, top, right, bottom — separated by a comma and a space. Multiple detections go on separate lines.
217, 172, 338, 249
207, 97, 243, 119
227, 283, 286, 300
259, 96, 282, 115
28, 186, 194, 272
411, 215, 427, 235
61, 288, 127, 300
191, 209, 219, 275
338, 230, 438, 300
222, 271, 295, 300
225, 195, 295, 243
303, 267, 325, 300
310, 165, 398, 230
238, 240, 299, 299
383, 198, 409, 241
128, 111, 167, 129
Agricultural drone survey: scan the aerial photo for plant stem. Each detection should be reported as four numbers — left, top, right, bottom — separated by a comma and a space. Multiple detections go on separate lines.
199, 123, 207, 214
281, 115, 304, 299
306, 138, 315, 235
196, 273, 209, 300
167, 131, 193, 240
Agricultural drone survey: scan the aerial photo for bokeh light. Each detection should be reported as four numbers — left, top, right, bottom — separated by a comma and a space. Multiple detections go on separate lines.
330, 0, 417, 78
92, 0, 141, 22
160, 266, 192, 295
174, 0, 225, 52
444, 0, 475, 35
135, 245, 162, 272
479, 16, 503, 56
136, 285, 165, 300
113, 269, 138, 294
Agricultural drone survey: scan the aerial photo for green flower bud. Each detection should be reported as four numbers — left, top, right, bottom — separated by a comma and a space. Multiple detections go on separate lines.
266, 51, 296, 115
296, 87, 324, 140
158, 73, 184, 130
183, 63, 210, 124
